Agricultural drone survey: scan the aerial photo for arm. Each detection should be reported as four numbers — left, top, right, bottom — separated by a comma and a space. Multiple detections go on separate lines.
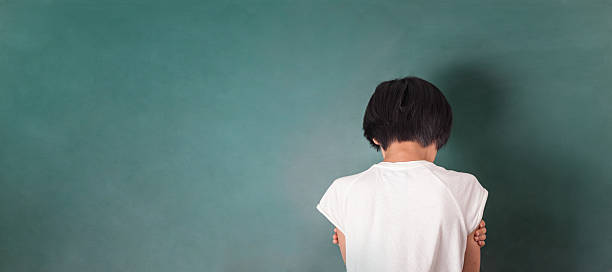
332, 227, 347, 264
462, 227, 482, 272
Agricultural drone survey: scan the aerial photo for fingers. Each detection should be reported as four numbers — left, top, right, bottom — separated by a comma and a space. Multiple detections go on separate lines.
332, 228, 338, 244
474, 226, 487, 247
474, 227, 487, 237
475, 220, 487, 246
474, 231, 487, 241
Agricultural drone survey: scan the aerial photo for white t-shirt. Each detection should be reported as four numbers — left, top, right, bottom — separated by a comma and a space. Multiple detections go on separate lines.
316, 160, 488, 272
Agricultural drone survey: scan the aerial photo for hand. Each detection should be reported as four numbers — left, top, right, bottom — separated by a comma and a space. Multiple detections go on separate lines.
332, 228, 339, 245
473, 220, 487, 247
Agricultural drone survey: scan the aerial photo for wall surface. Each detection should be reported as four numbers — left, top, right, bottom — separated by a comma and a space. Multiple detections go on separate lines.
1, 0, 611, 271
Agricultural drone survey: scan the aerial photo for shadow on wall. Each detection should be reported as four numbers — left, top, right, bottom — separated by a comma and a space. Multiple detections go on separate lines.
432, 61, 580, 272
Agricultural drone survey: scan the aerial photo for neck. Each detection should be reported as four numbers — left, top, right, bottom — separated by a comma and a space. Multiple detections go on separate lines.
380, 141, 438, 163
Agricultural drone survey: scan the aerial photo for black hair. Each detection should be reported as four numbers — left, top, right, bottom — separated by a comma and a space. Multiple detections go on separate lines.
362, 76, 452, 152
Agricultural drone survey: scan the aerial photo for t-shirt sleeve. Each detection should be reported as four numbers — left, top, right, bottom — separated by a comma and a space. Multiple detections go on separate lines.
465, 174, 489, 233
316, 179, 347, 234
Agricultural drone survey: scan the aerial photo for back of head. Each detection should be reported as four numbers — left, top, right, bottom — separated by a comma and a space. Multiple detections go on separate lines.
362, 76, 453, 152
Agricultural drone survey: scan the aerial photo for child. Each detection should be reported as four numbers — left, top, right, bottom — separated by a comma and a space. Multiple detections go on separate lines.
316, 76, 489, 272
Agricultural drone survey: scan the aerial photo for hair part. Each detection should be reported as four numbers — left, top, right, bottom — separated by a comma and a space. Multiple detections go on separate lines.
362, 76, 452, 152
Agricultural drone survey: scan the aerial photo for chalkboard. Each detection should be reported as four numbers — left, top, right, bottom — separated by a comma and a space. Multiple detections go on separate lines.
1, 1, 610, 271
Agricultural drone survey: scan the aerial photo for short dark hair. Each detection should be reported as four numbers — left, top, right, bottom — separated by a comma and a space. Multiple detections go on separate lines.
362, 76, 452, 152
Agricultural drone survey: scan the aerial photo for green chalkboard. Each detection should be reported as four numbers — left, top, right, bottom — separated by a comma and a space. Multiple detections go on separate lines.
1, 1, 610, 271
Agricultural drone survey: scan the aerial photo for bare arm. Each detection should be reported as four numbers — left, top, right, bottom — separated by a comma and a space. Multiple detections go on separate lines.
337, 228, 346, 264
462, 228, 481, 272
333, 227, 347, 264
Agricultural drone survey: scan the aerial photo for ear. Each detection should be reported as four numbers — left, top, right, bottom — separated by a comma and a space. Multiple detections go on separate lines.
373, 138, 380, 146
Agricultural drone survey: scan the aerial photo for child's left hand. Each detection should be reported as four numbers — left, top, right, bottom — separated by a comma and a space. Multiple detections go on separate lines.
331, 220, 488, 248
473, 220, 487, 247
332, 228, 340, 245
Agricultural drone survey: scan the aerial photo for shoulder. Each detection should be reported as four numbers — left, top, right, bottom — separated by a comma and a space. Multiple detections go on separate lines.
425, 164, 488, 232
329, 167, 374, 193
425, 163, 482, 189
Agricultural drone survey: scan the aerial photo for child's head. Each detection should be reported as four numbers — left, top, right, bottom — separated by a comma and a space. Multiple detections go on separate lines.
362, 76, 452, 152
